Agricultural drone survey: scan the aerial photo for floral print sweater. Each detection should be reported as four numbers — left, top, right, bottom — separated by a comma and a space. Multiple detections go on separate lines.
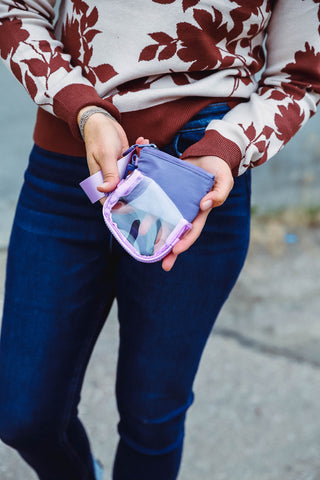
0, 0, 319, 175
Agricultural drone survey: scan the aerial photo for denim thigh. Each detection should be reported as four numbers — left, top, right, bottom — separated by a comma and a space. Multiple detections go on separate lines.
113, 103, 251, 455
0, 102, 251, 468
0, 146, 116, 479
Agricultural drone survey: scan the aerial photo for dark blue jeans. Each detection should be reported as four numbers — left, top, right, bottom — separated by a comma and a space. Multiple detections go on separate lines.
0, 103, 251, 480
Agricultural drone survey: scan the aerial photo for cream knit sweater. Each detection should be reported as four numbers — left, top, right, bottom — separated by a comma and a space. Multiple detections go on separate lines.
0, 0, 319, 174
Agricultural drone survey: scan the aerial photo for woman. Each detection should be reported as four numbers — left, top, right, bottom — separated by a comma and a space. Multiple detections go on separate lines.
0, 1, 319, 479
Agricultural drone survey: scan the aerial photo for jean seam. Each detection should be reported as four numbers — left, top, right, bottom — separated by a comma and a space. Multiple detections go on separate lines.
57, 313, 109, 480
195, 102, 229, 113
173, 127, 207, 157
178, 126, 208, 133
173, 134, 183, 157
119, 430, 184, 456
245, 170, 252, 197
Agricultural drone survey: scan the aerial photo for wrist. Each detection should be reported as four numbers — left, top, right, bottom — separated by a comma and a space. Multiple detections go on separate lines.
77, 105, 97, 126
77, 106, 117, 140
184, 155, 230, 174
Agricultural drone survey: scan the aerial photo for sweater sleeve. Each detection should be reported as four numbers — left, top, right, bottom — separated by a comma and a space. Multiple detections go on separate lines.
0, 0, 120, 140
181, 0, 320, 176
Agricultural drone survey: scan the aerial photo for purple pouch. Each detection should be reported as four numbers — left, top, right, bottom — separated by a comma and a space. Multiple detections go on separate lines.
80, 144, 215, 263
136, 146, 215, 222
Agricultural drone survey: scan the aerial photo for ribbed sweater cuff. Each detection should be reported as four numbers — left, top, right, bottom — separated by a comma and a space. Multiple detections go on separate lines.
180, 130, 242, 174
53, 84, 121, 141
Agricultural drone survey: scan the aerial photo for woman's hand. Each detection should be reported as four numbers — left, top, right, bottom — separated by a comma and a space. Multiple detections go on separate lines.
77, 105, 129, 202
161, 155, 234, 272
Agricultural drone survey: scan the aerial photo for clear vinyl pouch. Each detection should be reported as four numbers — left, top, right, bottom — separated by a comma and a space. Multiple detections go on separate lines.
103, 169, 191, 261
80, 144, 215, 263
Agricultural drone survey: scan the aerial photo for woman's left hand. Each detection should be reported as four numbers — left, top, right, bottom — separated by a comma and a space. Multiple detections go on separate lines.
161, 155, 234, 272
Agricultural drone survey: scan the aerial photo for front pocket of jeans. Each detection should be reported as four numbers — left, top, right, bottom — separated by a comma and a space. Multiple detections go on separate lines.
174, 127, 206, 157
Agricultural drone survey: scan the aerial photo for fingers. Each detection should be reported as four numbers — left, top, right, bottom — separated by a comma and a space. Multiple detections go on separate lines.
112, 201, 134, 214
136, 136, 150, 145
165, 174, 231, 269
182, 155, 234, 211
82, 113, 129, 194
78, 110, 156, 211
201, 179, 234, 214
138, 214, 156, 235
95, 149, 121, 193
97, 136, 150, 199
154, 222, 171, 253
200, 177, 233, 211
162, 250, 178, 272
161, 211, 208, 271
173, 211, 208, 255
96, 137, 150, 194
163, 157, 234, 271
95, 152, 119, 204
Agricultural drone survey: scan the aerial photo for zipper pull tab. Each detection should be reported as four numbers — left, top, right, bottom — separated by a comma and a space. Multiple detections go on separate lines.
122, 143, 158, 157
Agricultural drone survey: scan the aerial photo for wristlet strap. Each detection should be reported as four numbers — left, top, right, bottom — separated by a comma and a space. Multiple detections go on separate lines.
79, 144, 157, 203
79, 151, 134, 203
79, 170, 105, 203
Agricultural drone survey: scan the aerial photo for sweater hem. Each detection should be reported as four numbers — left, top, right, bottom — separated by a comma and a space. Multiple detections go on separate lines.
33, 97, 241, 156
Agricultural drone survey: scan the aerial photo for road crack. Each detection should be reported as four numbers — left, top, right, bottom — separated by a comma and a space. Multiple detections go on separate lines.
214, 327, 320, 369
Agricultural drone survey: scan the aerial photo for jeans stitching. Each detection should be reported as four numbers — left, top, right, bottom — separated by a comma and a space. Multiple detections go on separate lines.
178, 126, 209, 133
173, 134, 183, 157
174, 127, 206, 157
58, 312, 110, 480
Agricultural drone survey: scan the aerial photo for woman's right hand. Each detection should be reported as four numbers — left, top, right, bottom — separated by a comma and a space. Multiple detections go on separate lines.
77, 106, 130, 202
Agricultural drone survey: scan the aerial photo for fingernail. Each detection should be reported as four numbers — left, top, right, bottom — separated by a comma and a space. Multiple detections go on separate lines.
98, 181, 112, 191
202, 199, 213, 210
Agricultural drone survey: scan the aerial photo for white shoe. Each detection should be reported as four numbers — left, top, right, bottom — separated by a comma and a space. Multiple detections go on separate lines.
92, 455, 104, 480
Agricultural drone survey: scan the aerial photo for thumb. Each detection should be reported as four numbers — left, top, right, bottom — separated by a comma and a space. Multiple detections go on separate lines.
200, 178, 234, 210
96, 151, 120, 194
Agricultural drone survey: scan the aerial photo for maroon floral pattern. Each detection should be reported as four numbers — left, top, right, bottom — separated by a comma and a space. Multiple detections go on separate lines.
153, 0, 200, 10
246, 37, 320, 167
0, 17, 72, 102
274, 102, 305, 144
308, 0, 320, 34
0, 0, 119, 105
116, 75, 165, 96
238, 96, 305, 170
0, 18, 29, 60
281, 42, 320, 100
8, 0, 29, 12
239, 122, 274, 168
0, 0, 319, 172
140, 3, 268, 96
61, 0, 118, 86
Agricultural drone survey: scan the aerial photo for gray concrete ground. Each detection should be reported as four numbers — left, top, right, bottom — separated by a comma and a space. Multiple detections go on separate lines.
1, 215, 320, 480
